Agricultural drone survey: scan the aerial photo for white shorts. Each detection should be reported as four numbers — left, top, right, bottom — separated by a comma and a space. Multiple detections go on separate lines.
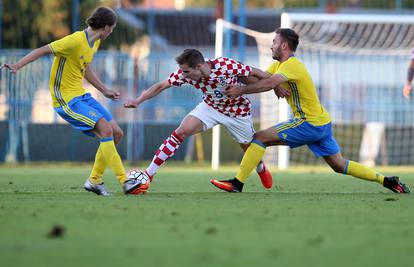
188, 101, 255, 144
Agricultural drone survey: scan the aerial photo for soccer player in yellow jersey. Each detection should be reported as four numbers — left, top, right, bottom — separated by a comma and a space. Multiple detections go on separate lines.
211, 28, 410, 194
2, 7, 144, 195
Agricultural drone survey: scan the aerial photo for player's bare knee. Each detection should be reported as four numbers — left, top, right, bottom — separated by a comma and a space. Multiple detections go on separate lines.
96, 122, 113, 138
174, 128, 188, 140
100, 127, 113, 138
255, 134, 274, 147
95, 118, 114, 138
253, 132, 267, 143
330, 162, 345, 173
113, 128, 123, 144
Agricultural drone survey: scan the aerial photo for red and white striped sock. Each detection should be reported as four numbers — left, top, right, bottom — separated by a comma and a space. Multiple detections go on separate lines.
146, 131, 183, 177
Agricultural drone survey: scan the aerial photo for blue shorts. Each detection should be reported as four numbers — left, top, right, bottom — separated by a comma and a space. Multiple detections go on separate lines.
54, 93, 113, 137
275, 119, 340, 157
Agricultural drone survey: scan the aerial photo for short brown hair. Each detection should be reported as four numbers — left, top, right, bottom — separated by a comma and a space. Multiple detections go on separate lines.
275, 28, 299, 51
86, 6, 117, 29
175, 49, 205, 68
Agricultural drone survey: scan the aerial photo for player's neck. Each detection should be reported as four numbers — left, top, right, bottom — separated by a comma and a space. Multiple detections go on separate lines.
279, 52, 294, 63
85, 27, 101, 43
200, 62, 211, 79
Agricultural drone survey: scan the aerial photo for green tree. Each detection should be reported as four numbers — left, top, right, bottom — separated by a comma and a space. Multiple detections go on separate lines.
3, 0, 72, 48
1, 0, 143, 49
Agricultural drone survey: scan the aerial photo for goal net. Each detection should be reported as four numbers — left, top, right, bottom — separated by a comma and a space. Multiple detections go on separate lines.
220, 13, 414, 168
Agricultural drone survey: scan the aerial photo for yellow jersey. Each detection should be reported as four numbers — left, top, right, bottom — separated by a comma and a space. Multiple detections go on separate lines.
267, 57, 331, 126
48, 30, 100, 107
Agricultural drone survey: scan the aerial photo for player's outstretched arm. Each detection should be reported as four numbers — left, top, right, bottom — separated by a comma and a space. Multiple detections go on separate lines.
251, 67, 272, 80
403, 59, 414, 98
124, 80, 171, 108
1, 45, 51, 73
85, 66, 120, 100
225, 74, 290, 97
239, 67, 271, 85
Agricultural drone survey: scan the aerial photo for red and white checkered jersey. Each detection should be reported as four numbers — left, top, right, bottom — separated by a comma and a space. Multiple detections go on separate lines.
167, 57, 252, 118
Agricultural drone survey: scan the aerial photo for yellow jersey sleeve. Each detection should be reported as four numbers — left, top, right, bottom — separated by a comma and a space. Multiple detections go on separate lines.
48, 35, 79, 57
266, 61, 280, 74
275, 60, 299, 81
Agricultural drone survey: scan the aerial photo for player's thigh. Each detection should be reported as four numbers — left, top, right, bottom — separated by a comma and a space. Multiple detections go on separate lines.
85, 95, 116, 138
108, 119, 123, 144
54, 97, 104, 137
186, 102, 218, 132
273, 119, 327, 148
180, 101, 227, 139
176, 115, 205, 138
323, 152, 346, 173
307, 123, 340, 158
255, 126, 287, 146
221, 116, 255, 144
86, 95, 113, 122
93, 118, 113, 138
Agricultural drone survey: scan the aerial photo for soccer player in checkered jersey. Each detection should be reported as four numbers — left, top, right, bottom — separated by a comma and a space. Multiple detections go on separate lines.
124, 48, 274, 189
2, 7, 144, 195
402, 46, 414, 98
210, 28, 410, 193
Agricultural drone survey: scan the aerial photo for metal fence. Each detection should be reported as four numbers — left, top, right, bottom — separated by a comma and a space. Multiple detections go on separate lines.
0, 50, 203, 163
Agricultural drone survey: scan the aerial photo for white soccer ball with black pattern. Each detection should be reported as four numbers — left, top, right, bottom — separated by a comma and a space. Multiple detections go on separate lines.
127, 169, 150, 185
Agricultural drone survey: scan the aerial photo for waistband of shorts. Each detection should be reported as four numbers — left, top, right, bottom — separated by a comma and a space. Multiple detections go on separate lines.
204, 101, 251, 118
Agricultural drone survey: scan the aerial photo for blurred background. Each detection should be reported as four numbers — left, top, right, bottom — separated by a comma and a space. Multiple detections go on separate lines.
1, 0, 414, 167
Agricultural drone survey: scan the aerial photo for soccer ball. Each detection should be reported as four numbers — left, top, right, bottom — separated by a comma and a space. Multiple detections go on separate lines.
127, 169, 150, 187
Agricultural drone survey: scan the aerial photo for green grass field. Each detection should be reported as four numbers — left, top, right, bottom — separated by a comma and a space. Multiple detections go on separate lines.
1, 164, 413, 267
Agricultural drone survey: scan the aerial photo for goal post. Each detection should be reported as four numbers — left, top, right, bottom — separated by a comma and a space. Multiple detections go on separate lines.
211, 18, 224, 170
214, 18, 290, 170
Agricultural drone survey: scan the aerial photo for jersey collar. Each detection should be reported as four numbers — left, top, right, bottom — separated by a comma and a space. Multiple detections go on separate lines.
84, 30, 95, 48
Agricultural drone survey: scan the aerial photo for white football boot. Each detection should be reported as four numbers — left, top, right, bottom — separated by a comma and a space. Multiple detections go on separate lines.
84, 179, 111, 196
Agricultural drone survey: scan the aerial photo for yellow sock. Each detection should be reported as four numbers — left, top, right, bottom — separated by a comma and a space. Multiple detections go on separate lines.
99, 138, 127, 184
345, 160, 384, 184
89, 146, 106, 184
235, 141, 266, 183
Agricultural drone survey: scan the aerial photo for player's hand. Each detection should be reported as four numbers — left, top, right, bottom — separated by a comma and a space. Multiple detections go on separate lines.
124, 99, 139, 108
224, 85, 243, 98
104, 89, 121, 100
403, 84, 412, 99
274, 87, 291, 99
1, 63, 18, 73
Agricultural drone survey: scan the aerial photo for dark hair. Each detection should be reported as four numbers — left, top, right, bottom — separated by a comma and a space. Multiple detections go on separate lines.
275, 28, 299, 51
86, 6, 117, 29
175, 49, 205, 68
